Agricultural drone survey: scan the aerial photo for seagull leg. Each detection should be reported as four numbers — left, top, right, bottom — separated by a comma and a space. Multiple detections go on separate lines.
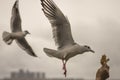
62, 60, 67, 77
64, 61, 67, 77
62, 60, 65, 70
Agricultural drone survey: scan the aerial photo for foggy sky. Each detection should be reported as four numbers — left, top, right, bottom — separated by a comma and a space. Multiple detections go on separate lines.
0, 0, 120, 79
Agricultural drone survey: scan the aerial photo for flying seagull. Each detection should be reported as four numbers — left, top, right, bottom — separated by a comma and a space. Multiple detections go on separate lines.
2, 0, 37, 57
41, 0, 95, 77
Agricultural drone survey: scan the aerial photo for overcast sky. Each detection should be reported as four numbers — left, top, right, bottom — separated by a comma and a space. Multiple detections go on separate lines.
0, 0, 120, 79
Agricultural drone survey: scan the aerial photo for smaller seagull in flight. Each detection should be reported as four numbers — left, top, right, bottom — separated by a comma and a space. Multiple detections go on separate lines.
2, 0, 37, 57
41, 0, 95, 77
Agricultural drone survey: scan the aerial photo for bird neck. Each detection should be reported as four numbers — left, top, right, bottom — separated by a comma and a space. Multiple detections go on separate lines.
23, 32, 28, 37
79, 46, 88, 53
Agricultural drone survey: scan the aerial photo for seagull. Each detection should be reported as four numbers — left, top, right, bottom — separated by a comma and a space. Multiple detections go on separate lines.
41, 0, 95, 77
2, 0, 37, 57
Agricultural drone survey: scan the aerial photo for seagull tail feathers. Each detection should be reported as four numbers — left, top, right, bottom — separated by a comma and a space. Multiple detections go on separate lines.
2, 31, 13, 45
43, 48, 59, 58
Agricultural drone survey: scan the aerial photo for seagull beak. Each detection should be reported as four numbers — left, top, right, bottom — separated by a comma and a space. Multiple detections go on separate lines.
90, 49, 95, 53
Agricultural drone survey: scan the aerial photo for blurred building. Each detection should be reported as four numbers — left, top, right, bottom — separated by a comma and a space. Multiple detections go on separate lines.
0, 69, 119, 80
2, 69, 84, 80
3, 69, 45, 80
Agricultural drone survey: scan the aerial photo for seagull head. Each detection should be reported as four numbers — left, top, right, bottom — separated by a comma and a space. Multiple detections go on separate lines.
84, 45, 95, 53
24, 30, 30, 35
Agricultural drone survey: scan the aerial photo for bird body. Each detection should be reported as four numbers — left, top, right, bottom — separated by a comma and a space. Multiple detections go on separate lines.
41, 0, 95, 77
2, 0, 37, 57
10, 31, 27, 39
11, 32, 26, 38
44, 43, 91, 61
3, 31, 28, 45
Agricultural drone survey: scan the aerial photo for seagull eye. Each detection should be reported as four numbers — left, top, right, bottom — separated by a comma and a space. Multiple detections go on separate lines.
87, 46, 89, 48
84, 45, 90, 49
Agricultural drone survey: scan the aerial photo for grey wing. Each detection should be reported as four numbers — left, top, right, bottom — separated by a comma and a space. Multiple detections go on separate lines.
15, 38, 37, 57
11, 0, 22, 32
41, 0, 75, 48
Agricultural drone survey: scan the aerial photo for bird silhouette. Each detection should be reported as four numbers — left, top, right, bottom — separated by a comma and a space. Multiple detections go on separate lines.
2, 0, 37, 57
40, 0, 95, 77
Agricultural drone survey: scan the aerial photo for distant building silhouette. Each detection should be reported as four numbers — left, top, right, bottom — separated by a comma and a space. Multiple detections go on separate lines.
2, 69, 84, 80
3, 69, 45, 80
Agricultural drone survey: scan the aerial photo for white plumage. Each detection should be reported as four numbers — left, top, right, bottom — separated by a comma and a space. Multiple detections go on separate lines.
41, 0, 95, 77
2, 0, 37, 57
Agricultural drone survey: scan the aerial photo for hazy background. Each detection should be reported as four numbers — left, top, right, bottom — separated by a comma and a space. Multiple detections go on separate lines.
0, 0, 120, 79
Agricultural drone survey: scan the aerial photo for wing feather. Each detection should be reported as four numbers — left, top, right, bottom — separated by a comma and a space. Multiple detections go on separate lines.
11, 0, 22, 32
15, 38, 37, 57
41, 0, 74, 48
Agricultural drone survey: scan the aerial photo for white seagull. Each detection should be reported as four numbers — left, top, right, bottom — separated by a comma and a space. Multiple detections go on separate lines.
41, 0, 95, 77
2, 0, 37, 57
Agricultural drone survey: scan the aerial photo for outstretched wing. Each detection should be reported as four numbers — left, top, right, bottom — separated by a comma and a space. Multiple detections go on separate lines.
41, 0, 75, 48
16, 38, 37, 57
11, 0, 22, 32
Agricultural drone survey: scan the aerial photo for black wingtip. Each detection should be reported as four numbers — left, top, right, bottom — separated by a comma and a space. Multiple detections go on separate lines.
41, 0, 44, 2
13, 0, 19, 8
41, 2, 44, 7
42, 8, 44, 11
27, 50, 38, 57
32, 53, 38, 57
